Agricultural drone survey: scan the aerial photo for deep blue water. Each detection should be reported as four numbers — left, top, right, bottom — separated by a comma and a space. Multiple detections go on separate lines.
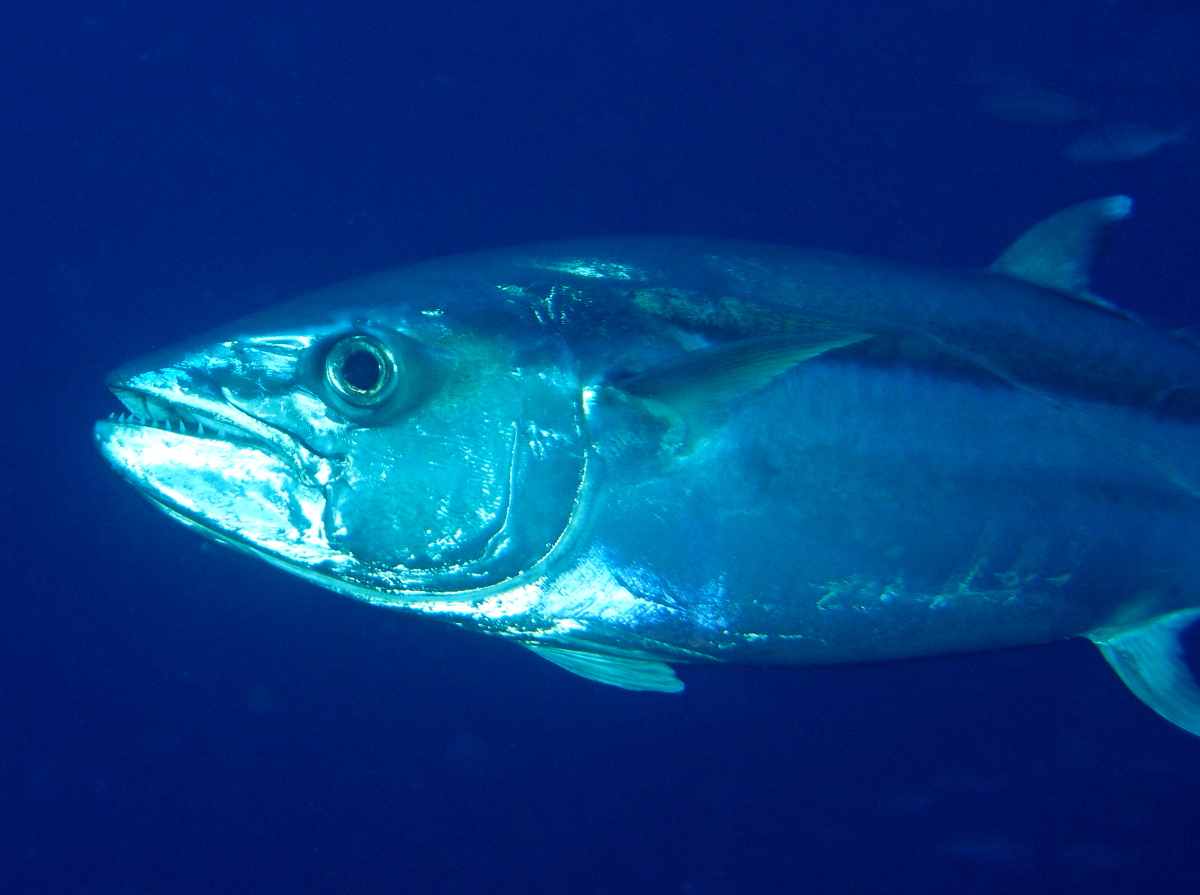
3, 1, 1200, 893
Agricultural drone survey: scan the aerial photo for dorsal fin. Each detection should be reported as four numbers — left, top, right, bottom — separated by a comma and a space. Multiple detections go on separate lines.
988, 196, 1132, 311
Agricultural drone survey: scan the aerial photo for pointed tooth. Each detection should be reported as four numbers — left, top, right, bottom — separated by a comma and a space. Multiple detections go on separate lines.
196, 419, 205, 436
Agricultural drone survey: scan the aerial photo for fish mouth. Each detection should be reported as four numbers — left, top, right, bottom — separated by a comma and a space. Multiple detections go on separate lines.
101, 403, 258, 448
99, 374, 341, 486
94, 379, 346, 570
103, 381, 315, 463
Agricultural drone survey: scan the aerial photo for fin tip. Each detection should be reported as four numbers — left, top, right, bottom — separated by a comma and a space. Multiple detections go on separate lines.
1102, 195, 1133, 220
1091, 609, 1200, 737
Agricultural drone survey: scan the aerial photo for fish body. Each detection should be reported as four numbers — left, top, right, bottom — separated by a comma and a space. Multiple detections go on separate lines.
96, 197, 1200, 733
979, 88, 1093, 128
1063, 122, 1190, 164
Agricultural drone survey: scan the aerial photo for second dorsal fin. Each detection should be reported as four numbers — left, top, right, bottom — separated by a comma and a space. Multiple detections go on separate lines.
987, 196, 1132, 312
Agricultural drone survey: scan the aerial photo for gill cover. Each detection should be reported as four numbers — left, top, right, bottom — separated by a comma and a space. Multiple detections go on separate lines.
305, 323, 588, 593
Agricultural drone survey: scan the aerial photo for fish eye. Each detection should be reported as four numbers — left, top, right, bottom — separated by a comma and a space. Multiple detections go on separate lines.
324, 334, 396, 406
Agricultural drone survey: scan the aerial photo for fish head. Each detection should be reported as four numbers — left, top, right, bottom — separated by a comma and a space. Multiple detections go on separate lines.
95, 284, 588, 607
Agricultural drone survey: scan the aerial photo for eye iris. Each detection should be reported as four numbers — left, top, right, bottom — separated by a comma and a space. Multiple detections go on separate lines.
340, 349, 381, 393
324, 334, 396, 407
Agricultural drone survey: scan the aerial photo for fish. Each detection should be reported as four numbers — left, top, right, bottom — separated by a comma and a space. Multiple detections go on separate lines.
96, 196, 1200, 736
979, 88, 1093, 128
971, 69, 1093, 128
1062, 121, 1190, 164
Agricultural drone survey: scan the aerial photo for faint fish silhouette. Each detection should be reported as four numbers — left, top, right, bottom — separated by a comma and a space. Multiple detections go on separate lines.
1063, 121, 1191, 164
980, 88, 1094, 128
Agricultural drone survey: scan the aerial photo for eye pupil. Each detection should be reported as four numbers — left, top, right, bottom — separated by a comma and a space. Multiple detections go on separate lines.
340, 349, 381, 392
323, 333, 397, 408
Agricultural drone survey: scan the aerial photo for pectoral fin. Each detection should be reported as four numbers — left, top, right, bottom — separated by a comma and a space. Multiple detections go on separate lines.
1089, 609, 1200, 736
618, 331, 869, 438
525, 644, 685, 692
988, 195, 1133, 314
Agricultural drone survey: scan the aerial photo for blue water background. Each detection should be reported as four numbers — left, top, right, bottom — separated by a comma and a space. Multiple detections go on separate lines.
2, 1, 1199, 892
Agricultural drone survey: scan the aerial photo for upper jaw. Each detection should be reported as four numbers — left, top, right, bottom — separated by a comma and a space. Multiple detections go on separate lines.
108, 384, 263, 445
103, 368, 335, 489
